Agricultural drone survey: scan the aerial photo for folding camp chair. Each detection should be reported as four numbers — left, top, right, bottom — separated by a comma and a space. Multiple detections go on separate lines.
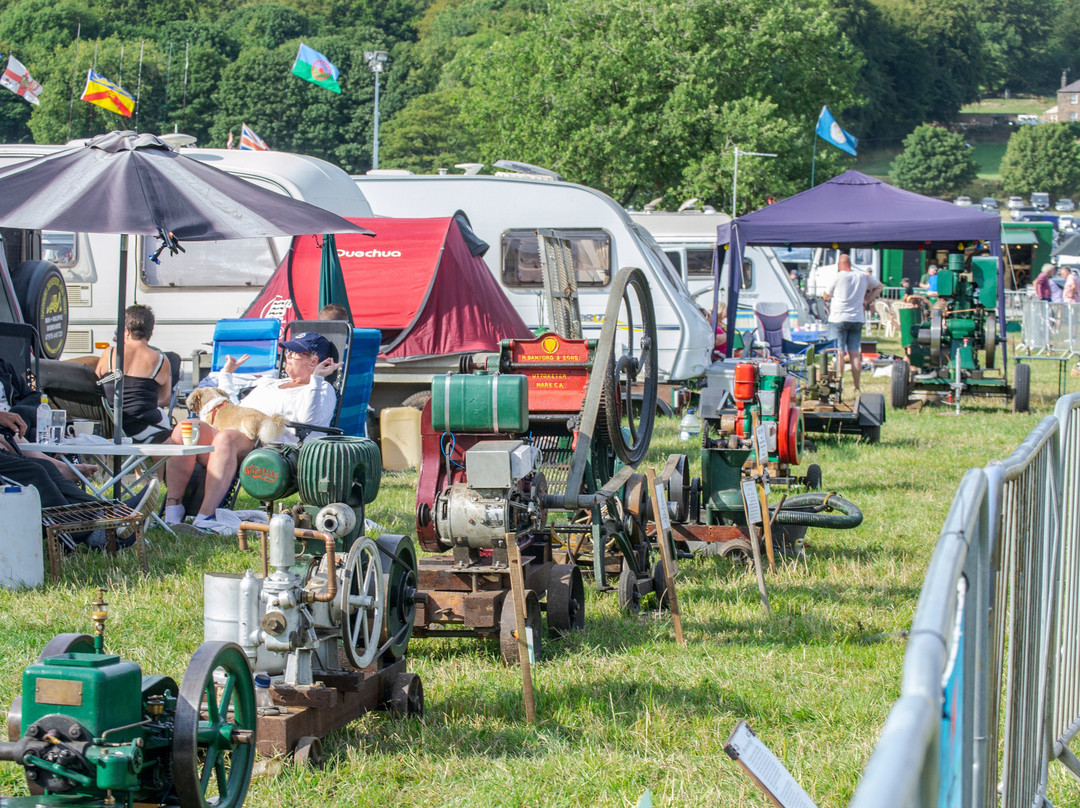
191, 317, 281, 389
753, 302, 792, 359
0, 322, 42, 426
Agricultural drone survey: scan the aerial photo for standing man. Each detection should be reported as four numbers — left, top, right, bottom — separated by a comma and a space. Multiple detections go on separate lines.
823, 254, 883, 392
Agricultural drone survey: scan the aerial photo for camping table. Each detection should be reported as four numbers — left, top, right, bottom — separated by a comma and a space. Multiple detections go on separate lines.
20, 441, 213, 535
1012, 354, 1071, 398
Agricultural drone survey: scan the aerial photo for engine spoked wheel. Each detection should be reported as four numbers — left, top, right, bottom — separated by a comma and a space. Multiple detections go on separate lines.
338, 537, 386, 669
173, 641, 256, 808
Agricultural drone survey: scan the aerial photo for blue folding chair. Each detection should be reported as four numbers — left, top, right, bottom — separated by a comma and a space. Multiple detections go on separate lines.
210, 318, 281, 374
338, 328, 381, 437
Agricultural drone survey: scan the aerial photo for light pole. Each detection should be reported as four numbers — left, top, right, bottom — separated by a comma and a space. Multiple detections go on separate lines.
365, 50, 388, 170
732, 147, 778, 217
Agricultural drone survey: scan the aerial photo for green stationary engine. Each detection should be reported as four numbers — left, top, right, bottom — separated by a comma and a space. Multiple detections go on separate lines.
0, 592, 255, 808
892, 253, 1029, 411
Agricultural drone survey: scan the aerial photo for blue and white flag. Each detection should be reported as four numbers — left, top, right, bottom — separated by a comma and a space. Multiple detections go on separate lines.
815, 105, 858, 156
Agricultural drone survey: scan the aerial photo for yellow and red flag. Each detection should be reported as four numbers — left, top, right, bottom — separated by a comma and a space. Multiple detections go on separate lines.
80, 69, 133, 117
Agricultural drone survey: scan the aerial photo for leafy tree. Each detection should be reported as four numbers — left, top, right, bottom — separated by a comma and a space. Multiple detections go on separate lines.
220, 5, 313, 51
889, 124, 978, 197
453, 0, 860, 209
380, 86, 482, 172
1000, 124, 1080, 199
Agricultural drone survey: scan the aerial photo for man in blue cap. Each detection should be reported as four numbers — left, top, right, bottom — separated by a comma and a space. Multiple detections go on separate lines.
163, 332, 341, 532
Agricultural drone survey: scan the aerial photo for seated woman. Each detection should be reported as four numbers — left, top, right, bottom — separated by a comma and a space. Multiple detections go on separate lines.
96, 304, 172, 440
163, 332, 340, 532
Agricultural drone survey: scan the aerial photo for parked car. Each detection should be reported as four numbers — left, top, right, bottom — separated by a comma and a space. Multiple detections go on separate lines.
1055, 198, 1075, 212
980, 197, 1000, 212
954, 195, 973, 207
1031, 192, 1051, 210
1011, 206, 1039, 221
1007, 195, 1025, 210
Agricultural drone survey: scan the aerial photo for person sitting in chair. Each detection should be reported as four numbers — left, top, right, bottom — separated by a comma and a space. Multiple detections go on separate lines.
163, 332, 340, 533
96, 305, 173, 440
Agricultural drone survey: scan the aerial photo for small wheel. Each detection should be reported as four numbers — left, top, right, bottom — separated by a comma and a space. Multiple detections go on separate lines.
388, 672, 424, 718
293, 736, 323, 768
401, 392, 431, 410
547, 564, 585, 637
338, 537, 386, 669
804, 464, 822, 491
617, 565, 641, 615
651, 560, 670, 610
376, 534, 418, 661
890, 359, 910, 409
718, 539, 754, 564
172, 641, 256, 808
861, 424, 881, 444
499, 590, 542, 665
1013, 362, 1031, 413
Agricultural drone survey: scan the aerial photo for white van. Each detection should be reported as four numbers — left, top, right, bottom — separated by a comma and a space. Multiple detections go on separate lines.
805, 247, 881, 300
0, 144, 373, 370
627, 209, 811, 332
354, 171, 713, 383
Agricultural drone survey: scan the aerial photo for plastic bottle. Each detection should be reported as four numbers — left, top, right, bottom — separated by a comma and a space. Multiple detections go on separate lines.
679, 407, 700, 442
35, 395, 50, 444
254, 673, 274, 714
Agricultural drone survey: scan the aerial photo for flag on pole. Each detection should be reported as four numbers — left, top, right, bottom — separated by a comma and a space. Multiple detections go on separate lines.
815, 105, 858, 156
239, 123, 269, 151
291, 43, 341, 94
0, 56, 41, 105
81, 69, 133, 117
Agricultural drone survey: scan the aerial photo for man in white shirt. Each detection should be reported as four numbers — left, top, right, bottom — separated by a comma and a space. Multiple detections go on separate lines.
823, 254, 883, 391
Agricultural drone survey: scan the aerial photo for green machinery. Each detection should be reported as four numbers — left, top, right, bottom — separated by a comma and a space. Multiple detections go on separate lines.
207, 437, 422, 761
891, 253, 1030, 412
0, 592, 254, 808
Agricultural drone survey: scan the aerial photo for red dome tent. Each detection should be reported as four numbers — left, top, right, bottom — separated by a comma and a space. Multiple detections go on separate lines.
246, 216, 532, 359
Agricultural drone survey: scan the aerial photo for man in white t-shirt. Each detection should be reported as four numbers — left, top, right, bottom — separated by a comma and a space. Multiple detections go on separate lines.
823, 254, 883, 391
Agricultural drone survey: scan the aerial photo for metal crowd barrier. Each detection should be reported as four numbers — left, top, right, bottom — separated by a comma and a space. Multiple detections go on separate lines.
1019, 298, 1080, 356
849, 393, 1080, 808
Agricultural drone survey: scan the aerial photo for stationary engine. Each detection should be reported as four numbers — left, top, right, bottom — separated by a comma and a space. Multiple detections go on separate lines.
0, 592, 255, 808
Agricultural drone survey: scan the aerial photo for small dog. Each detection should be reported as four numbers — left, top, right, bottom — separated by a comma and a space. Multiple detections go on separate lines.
186, 387, 287, 444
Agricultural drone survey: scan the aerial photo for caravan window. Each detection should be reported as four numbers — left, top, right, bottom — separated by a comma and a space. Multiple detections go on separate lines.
501, 229, 611, 287
42, 232, 75, 268
141, 238, 278, 288
686, 248, 714, 277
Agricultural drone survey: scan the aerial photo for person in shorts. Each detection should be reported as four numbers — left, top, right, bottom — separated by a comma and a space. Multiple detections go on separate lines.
823, 254, 883, 392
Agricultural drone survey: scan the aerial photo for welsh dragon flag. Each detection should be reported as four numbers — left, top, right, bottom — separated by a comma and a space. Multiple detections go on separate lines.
0, 56, 41, 105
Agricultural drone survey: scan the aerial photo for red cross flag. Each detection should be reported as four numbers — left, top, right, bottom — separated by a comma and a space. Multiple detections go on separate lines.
1, 56, 41, 105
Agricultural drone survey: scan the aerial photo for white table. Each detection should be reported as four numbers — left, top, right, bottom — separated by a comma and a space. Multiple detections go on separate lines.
20, 441, 213, 534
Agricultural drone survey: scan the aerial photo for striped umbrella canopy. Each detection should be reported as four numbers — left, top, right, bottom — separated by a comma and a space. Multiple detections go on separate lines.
0, 130, 374, 447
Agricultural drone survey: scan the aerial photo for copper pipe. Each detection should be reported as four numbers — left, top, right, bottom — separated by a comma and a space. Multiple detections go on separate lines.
237, 521, 338, 602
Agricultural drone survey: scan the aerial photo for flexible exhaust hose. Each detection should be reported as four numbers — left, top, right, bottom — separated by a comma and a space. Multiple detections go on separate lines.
771, 492, 863, 529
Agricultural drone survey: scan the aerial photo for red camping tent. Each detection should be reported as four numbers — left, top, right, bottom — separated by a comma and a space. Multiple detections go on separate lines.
246, 216, 532, 359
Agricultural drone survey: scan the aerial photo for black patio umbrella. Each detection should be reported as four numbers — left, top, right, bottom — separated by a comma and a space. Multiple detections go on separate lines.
0, 130, 374, 446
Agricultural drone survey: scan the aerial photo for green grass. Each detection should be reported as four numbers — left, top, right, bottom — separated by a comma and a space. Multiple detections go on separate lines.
960, 96, 1053, 115
970, 142, 1007, 180
0, 344, 1077, 806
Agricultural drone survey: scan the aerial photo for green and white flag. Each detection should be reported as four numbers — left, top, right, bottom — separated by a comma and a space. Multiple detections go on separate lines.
291, 43, 341, 94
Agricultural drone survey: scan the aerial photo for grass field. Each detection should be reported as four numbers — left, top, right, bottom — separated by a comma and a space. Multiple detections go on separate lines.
960, 96, 1053, 115
0, 343, 1077, 807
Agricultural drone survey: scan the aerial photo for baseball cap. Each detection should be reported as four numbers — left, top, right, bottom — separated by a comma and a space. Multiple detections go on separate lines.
281, 332, 332, 362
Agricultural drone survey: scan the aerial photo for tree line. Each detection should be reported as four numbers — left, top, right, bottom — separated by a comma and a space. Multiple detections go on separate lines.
0, 0, 1077, 210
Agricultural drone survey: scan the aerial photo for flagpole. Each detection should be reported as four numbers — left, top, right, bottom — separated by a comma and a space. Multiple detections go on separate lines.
181, 41, 189, 130
66, 21, 81, 141
811, 135, 818, 188
134, 40, 144, 132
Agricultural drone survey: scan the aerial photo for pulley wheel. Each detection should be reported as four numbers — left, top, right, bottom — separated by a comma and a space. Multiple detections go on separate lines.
172, 641, 255, 808
547, 564, 585, 637
651, 561, 670, 610
930, 308, 944, 366
617, 564, 642, 615
339, 537, 386, 669
600, 267, 659, 465
499, 590, 542, 666
376, 534, 418, 661
985, 312, 997, 369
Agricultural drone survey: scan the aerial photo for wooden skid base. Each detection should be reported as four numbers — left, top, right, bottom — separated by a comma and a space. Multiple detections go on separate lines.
255, 658, 406, 757
414, 556, 551, 631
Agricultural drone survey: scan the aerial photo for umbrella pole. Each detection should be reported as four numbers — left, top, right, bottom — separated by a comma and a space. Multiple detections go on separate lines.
111, 235, 128, 500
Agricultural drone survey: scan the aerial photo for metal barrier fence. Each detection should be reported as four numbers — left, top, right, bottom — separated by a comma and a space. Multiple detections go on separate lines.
1019, 298, 1080, 356
849, 393, 1080, 808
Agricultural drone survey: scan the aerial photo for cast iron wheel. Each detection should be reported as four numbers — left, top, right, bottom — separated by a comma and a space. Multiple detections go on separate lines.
601, 267, 659, 465
376, 534, 418, 661
717, 538, 754, 565
651, 560, 670, 610
401, 391, 432, 410
804, 463, 822, 491
499, 590, 542, 666
293, 736, 323, 768
388, 672, 424, 718
890, 360, 910, 409
861, 424, 881, 444
617, 564, 642, 615
1013, 362, 1031, 413
172, 641, 255, 808
547, 563, 586, 637
338, 537, 386, 669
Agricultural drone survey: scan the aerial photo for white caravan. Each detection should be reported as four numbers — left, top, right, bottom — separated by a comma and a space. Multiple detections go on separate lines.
628, 209, 812, 332
354, 171, 713, 383
0, 144, 373, 370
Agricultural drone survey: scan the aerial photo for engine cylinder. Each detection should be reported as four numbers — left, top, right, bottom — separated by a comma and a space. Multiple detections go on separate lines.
434, 483, 517, 549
